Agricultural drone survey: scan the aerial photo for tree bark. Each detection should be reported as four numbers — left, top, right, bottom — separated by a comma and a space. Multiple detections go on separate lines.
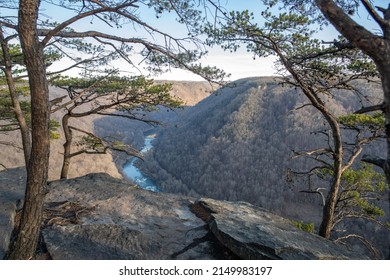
0, 27, 32, 166
274, 42, 344, 238
5, 0, 50, 259
61, 114, 72, 179
318, 114, 343, 238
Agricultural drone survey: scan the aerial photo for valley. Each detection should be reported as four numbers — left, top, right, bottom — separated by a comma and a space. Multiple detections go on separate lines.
1, 77, 388, 258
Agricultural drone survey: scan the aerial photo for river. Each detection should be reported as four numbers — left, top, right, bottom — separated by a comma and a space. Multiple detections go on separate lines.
122, 135, 160, 192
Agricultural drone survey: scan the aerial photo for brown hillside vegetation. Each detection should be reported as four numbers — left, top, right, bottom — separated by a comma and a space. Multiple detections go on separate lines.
0, 81, 213, 180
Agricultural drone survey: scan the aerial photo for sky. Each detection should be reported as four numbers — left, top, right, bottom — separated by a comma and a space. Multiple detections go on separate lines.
42, 0, 381, 81
42, 0, 276, 81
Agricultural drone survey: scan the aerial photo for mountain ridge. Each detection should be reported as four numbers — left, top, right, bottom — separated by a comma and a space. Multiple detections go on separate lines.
138, 76, 388, 257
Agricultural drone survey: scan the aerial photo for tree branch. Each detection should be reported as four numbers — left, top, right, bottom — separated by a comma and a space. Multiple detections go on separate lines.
95, 112, 160, 126
375, 4, 390, 21
354, 103, 385, 114
315, 0, 385, 58
40, 2, 137, 47
334, 233, 381, 259
299, 188, 326, 206
50, 70, 116, 113
291, 147, 332, 159
361, 154, 386, 170
361, 0, 387, 29
68, 125, 142, 159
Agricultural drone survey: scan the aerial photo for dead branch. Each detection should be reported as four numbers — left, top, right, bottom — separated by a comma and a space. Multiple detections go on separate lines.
291, 147, 332, 159
299, 188, 326, 206
334, 233, 382, 259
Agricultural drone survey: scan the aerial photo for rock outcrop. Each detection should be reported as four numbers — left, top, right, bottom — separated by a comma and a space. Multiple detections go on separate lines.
193, 198, 365, 260
42, 173, 232, 260
0, 168, 365, 259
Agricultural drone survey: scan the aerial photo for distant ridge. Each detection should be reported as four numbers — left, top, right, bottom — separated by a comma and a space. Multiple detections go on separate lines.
139, 76, 388, 257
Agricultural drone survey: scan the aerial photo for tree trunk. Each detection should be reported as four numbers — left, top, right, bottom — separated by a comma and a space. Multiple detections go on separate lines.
276, 45, 344, 238
5, 0, 50, 259
0, 27, 32, 166
318, 116, 343, 238
315, 0, 390, 184
61, 114, 72, 179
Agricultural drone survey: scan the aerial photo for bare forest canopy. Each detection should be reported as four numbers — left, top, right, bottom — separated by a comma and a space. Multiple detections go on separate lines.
137, 76, 389, 257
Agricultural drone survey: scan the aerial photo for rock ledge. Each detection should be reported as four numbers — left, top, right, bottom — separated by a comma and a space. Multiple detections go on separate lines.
0, 169, 365, 259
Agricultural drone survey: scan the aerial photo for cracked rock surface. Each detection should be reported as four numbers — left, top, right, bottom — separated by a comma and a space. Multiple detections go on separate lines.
43, 173, 235, 259
193, 198, 366, 260
0, 169, 364, 259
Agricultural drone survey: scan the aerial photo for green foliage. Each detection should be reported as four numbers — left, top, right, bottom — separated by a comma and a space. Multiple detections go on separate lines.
1, 43, 62, 77
338, 113, 385, 130
316, 163, 387, 218
50, 132, 61, 140
0, 86, 31, 131
292, 220, 315, 233
77, 135, 104, 151
204, 0, 377, 88
49, 119, 61, 140
51, 75, 183, 110
339, 164, 388, 217
0, 44, 24, 67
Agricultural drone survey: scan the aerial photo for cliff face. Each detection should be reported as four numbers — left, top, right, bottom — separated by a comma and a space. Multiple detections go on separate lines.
0, 168, 365, 260
0, 86, 122, 180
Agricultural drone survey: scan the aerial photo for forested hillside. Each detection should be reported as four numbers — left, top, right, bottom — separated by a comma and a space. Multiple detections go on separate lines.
140, 77, 386, 228
94, 81, 214, 169
0, 81, 213, 180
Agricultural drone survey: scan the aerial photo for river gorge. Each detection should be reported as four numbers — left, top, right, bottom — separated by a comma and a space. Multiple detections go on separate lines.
122, 135, 160, 192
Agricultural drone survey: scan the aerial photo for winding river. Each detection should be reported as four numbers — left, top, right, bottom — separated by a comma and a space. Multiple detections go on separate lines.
123, 135, 160, 192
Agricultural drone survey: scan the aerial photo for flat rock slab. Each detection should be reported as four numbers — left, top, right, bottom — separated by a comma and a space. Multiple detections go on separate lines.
43, 173, 234, 260
1, 170, 365, 260
193, 198, 365, 260
43, 224, 161, 260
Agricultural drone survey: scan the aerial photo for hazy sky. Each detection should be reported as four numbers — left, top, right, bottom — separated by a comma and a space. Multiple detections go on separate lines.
43, 0, 379, 81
